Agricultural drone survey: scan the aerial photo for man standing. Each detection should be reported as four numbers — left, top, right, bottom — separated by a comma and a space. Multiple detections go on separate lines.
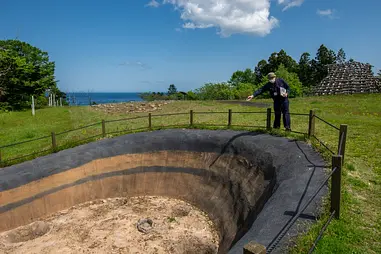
247, 72, 291, 131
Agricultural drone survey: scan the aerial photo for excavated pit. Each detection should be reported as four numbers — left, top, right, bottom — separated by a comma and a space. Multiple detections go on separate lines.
0, 196, 220, 253
0, 129, 327, 253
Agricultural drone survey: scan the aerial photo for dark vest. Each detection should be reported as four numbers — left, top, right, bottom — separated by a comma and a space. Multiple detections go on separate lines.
269, 79, 287, 100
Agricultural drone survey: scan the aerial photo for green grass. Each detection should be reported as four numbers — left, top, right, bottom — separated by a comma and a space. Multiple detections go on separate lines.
1, 93, 380, 253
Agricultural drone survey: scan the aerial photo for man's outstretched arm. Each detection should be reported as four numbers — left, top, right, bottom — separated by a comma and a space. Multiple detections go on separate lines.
247, 83, 269, 100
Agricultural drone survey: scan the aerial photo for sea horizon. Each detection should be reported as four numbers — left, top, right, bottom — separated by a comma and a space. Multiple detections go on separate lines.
65, 92, 153, 106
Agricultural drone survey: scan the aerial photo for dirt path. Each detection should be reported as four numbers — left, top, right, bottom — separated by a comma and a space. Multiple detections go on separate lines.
90, 101, 173, 114
218, 100, 271, 108
0, 196, 219, 254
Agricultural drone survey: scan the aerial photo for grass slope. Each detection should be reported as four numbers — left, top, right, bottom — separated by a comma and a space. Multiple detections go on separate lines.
0, 94, 380, 253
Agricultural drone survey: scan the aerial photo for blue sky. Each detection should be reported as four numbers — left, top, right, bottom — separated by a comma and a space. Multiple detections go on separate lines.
1, 0, 380, 93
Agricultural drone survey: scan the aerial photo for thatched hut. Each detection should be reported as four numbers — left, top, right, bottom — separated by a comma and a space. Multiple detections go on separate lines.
313, 61, 381, 95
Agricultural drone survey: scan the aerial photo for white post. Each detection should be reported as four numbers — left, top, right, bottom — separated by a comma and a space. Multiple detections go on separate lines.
48, 94, 51, 106
60, 97, 62, 106
31, 96, 35, 116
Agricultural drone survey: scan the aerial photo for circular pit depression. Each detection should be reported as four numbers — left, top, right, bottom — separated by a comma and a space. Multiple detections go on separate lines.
0, 129, 328, 253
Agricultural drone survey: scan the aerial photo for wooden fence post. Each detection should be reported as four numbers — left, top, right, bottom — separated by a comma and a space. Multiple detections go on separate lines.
102, 120, 106, 137
31, 95, 35, 116
51, 132, 57, 152
148, 113, 152, 130
243, 241, 266, 254
308, 110, 315, 137
190, 110, 193, 126
266, 108, 272, 130
228, 109, 232, 128
331, 155, 342, 219
338, 124, 348, 163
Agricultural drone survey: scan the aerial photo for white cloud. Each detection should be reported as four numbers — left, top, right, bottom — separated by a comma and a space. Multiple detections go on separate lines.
317, 9, 337, 19
152, 0, 306, 37
146, 0, 160, 8
159, 0, 283, 37
278, 0, 304, 11
118, 61, 151, 70
317, 9, 332, 16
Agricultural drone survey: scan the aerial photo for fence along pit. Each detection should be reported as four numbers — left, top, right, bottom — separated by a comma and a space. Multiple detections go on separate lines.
0, 129, 333, 253
0, 196, 219, 254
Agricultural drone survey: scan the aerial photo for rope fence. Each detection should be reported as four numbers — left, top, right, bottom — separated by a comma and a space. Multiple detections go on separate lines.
315, 115, 341, 131
307, 210, 336, 254
243, 111, 347, 254
0, 107, 348, 254
311, 135, 336, 155
267, 163, 341, 253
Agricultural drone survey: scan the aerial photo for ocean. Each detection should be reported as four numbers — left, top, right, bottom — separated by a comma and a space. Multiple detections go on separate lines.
66, 93, 143, 106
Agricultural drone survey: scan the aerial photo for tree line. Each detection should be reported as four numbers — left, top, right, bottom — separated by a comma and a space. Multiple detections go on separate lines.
221, 44, 348, 99
0, 39, 66, 111
1, 39, 378, 110
143, 44, 376, 101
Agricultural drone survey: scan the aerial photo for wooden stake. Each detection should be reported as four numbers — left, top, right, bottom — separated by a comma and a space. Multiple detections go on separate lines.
228, 109, 232, 127
266, 108, 271, 130
308, 110, 315, 137
51, 132, 57, 152
190, 110, 193, 126
331, 155, 342, 219
31, 96, 35, 116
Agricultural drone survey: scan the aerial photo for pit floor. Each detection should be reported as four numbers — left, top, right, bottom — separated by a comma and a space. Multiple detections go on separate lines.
0, 196, 219, 254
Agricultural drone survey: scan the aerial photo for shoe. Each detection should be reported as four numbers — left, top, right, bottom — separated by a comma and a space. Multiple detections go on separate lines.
285, 127, 291, 132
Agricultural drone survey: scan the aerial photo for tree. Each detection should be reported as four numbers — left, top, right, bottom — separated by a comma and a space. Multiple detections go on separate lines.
0, 39, 59, 110
254, 59, 269, 82
195, 82, 233, 100
312, 44, 337, 85
232, 83, 254, 100
229, 68, 256, 86
377, 70, 381, 79
316, 44, 337, 65
0, 47, 14, 103
336, 48, 346, 64
254, 50, 298, 84
267, 49, 298, 74
186, 91, 198, 100
167, 84, 177, 95
298, 52, 314, 88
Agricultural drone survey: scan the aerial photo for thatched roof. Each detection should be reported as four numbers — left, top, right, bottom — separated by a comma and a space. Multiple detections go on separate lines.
313, 61, 381, 95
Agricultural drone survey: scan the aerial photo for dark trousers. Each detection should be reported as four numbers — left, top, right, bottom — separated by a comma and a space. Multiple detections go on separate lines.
273, 98, 291, 129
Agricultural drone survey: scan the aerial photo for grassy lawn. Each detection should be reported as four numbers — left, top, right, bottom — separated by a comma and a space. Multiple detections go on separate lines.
0, 93, 380, 253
